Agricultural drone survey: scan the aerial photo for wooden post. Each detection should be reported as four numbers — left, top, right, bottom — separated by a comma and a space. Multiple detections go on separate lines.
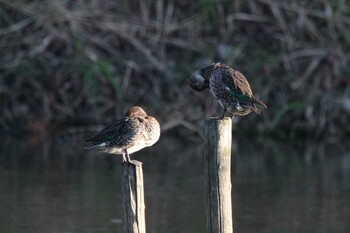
204, 117, 233, 233
121, 161, 146, 233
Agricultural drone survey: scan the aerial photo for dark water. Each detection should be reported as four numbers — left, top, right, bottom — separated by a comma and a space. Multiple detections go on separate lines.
0, 134, 349, 233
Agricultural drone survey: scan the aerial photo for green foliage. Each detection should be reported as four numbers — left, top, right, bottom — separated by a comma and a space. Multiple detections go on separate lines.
98, 60, 120, 94
83, 63, 100, 98
198, 0, 218, 28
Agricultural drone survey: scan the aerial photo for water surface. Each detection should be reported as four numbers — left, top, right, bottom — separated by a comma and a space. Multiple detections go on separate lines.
0, 135, 349, 233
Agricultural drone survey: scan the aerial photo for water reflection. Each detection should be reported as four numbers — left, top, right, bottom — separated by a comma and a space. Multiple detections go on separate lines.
233, 139, 350, 233
0, 135, 349, 233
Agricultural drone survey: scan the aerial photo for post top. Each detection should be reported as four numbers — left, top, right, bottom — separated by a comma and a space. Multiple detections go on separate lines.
122, 160, 143, 167
207, 117, 232, 124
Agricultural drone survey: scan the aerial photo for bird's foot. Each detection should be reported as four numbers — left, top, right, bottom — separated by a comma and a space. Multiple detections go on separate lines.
121, 159, 143, 166
121, 153, 142, 166
129, 160, 143, 166
121, 154, 127, 164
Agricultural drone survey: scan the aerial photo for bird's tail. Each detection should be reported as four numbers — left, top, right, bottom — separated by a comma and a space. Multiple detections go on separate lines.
83, 143, 97, 150
83, 137, 95, 149
251, 96, 267, 109
84, 141, 107, 150
252, 107, 262, 115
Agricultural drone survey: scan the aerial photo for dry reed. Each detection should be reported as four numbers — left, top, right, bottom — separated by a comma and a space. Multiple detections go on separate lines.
0, 0, 349, 139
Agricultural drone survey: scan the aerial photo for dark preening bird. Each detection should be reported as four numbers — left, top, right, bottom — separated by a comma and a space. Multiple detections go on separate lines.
189, 63, 267, 118
84, 106, 160, 163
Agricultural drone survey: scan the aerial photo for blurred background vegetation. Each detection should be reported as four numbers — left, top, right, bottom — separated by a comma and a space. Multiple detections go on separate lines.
0, 0, 349, 140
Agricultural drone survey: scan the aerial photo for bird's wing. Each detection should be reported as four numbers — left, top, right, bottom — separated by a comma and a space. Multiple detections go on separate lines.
223, 69, 254, 102
225, 69, 267, 108
85, 119, 133, 147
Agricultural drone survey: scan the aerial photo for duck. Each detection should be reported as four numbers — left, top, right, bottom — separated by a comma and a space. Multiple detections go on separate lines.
84, 106, 160, 163
189, 63, 267, 118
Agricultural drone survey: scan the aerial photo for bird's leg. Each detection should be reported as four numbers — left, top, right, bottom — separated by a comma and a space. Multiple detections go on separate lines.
121, 149, 131, 164
122, 152, 127, 164
125, 150, 131, 163
220, 108, 227, 119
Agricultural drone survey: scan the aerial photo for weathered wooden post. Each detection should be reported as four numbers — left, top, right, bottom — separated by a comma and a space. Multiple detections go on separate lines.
204, 117, 233, 233
121, 161, 146, 233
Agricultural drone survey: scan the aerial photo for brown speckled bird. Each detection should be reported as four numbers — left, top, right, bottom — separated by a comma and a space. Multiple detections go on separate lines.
189, 63, 267, 118
84, 106, 160, 163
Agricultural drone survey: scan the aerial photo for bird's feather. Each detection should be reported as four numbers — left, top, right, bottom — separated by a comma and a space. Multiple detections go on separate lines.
226, 69, 267, 108
84, 119, 137, 148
